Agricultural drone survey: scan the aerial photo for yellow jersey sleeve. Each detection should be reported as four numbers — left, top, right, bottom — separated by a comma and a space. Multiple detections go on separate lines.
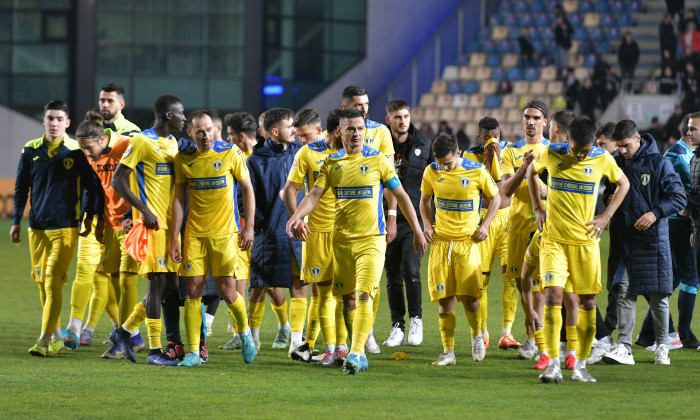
288, 147, 308, 186
502, 145, 516, 176
174, 157, 186, 184
119, 135, 145, 171
602, 152, 622, 183
365, 119, 395, 156
230, 144, 250, 182
479, 166, 500, 199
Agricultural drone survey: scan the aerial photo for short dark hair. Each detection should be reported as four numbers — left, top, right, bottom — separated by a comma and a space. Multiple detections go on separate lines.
338, 108, 364, 121
432, 134, 459, 159
595, 122, 616, 139
263, 107, 294, 133
208, 108, 221, 124
224, 112, 257, 137
551, 110, 575, 136
342, 85, 368, 100
100, 82, 125, 97
386, 99, 410, 114
569, 118, 597, 146
76, 110, 104, 139
293, 108, 321, 128
611, 120, 638, 142
44, 100, 69, 117
478, 116, 499, 131
522, 100, 548, 118
326, 109, 341, 133
187, 109, 212, 128
153, 94, 181, 117
681, 114, 692, 137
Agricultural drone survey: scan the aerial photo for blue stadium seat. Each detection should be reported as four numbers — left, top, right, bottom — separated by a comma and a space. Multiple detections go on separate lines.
492, 66, 507, 80
579, 39, 594, 54
489, 14, 502, 25
487, 54, 501, 67
485, 95, 502, 108
611, 0, 625, 13
514, 0, 528, 12
570, 13, 582, 26
537, 12, 552, 27
588, 27, 603, 40
524, 67, 540, 81
482, 40, 497, 53
509, 25, 522, 39
572, 27, 588, 41
601, 14, 616, 27
584, 53, 597, 67
507, 67, 523, 80
447, 81, 462, 94
595, 0, 611, 12
497, 39, 515, 53
595, 40, 611, 54
521, 13, 533, 26
579, 0, 594, 12
503, 12, 517, 26
540, 26, 554, 41
617, 14, 631, 27
478, 26, 491, 40
531, 39, 544, 53
606, 26, 620, 39
465, 42, 480, 55
465, 81, 480, 94
629, 0, 641, 12
530, 0, 545, 12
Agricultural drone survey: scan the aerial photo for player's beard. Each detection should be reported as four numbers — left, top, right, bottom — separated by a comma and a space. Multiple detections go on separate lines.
101, 110, 116, 121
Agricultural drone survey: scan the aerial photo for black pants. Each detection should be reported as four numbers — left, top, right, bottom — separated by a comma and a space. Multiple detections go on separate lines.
384, 220, 423, 330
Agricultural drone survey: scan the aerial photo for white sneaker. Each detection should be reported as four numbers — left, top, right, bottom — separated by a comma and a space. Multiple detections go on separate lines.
654, 343, 670, 365
645, 332, 683, 351
407, 317, 423, 346
587, 339, 612, 364
365, 332, 381, 354
602, 343, 635, 365
432, 351, 456, 366
571, 367, 597, 382
383, 323, 405, 347
539, 364, 563, 383
516, 339, 537, 360
288, 338, 303, 357
472, 335, 486, 362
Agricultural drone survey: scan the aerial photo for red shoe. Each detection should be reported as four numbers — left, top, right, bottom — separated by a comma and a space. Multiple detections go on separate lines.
565, 354, 575, 370
533, 353, 549, 370
498, 333, 521, 349
483, 333, 490, 349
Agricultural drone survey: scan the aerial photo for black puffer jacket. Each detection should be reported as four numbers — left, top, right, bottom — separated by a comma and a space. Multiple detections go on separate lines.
390, 123, 434, 223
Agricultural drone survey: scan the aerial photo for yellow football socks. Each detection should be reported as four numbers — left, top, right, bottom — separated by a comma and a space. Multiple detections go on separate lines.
350, 299, 373, 354
184, 298, 202, 352
438, 311, 456, 351
534, 327, 547, 352
41, 276, 63, 335
123, 302, 146, 333
576, 308, 596, 360
480, 274, 489, 332
69, 263, 94, 320
318, 285, 336, 346
343, 308, 356, 341
502, 278, 518, 331
119, 273, 138, 325
289, 297, 307, 333
566, 325, 578, 354
335, 296, 348, 346
271, 300, 289, 327
85, 272, 111, 329
145, 317, 162, 350
464, 306, 481, 337
248, 300, 265, 329
372, 288, 381, 325
304, 296, 320, 349
544, 305, 563, 359
227, 294, 248, 333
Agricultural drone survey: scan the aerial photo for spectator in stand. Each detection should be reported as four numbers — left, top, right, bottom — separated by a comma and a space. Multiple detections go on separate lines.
593, 54, 611, 109
681, 21, 700, 54
660, 13, 678, 62
679, 8, 700, 33
456, 123, 471, 151
681, 62, 700, 114
563, 67, 579, 111
666, 0, 684, 19
605, 67, 622, 105
662, 49, 677, 71
497, 80, 513, 95
658, 65, 678, 94
437, 120, 453, 136
553, 15, 573, 71
577, 77, 598, 122
419, 123, 435, 140
618, 31, 640, 80
666, 105, 685, 142
647, 117, 668, 153
518, 28, 536, 69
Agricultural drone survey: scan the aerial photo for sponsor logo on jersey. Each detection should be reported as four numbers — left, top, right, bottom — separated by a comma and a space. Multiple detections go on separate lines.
188, 176, 227, 190
437, 177, 445, 182
336, 186, 373, 199
436, 197, 474, 212
155, 163, 173, 175
63, 157, 74, 170
550, 177, 594, 194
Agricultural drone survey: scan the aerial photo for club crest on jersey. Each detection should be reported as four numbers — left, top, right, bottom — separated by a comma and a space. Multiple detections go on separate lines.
584, 165, 593, 177
158, 258, 166, 268
34, 268, 41, 279
641, 174, 650, 185
334, 281, 343, 290
510, 266, 518, 273
213, 161, 222, 171
63, 158, 74, 170
544, 273, 554, 283
366, 137, 374, 145
185, 262, 191, 272
360, 165, 369, 175
436, 283, 445, 294
311, 266, 321, 277
460, 177, 471, 188
533, 277, 540, 289
415, 149, 421, 156
123, 145, 132, 158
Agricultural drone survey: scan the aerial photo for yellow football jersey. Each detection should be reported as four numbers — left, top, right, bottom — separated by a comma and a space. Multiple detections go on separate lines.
463, 139, 509, 182
242, 149, 253, 160
174, 140, 249, 236
316, 145, 399, 241
119, 130, 179, 226
502, 138, 551, 233
420, 158, 499, 241
533, 143, 622, 245
288, 138, 338, 232
322, 119, 395, 157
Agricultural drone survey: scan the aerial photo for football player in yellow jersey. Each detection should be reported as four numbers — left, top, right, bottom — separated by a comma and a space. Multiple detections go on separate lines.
287, 108, 427, 375
528, 118, 629, 383
169, 110, 256, 367
110, 94, 187, 364
218, 111, 259, 351
421, 134, 501, 366
292, 108, 324, 145
340, 85, 395, 353
286, 109, 345, 364
463, 117, 511, 351
499, 100, 551, 350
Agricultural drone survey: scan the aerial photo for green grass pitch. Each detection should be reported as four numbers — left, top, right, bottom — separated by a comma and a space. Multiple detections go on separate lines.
0, 219, 698, 418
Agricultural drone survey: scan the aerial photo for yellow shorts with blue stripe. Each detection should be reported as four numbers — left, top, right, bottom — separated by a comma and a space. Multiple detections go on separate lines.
140, 228, 180, 276
332, 235, 385, 298
479, 207, 509, 273
301, 230, 333, 283
428, 238, 483, 302
540, 239, 600, 295
100, 225, 139, 274
506, 229, 534, 280
28, 227, 78, 284
76, 215, 103, 268
180, 232, 238, 278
